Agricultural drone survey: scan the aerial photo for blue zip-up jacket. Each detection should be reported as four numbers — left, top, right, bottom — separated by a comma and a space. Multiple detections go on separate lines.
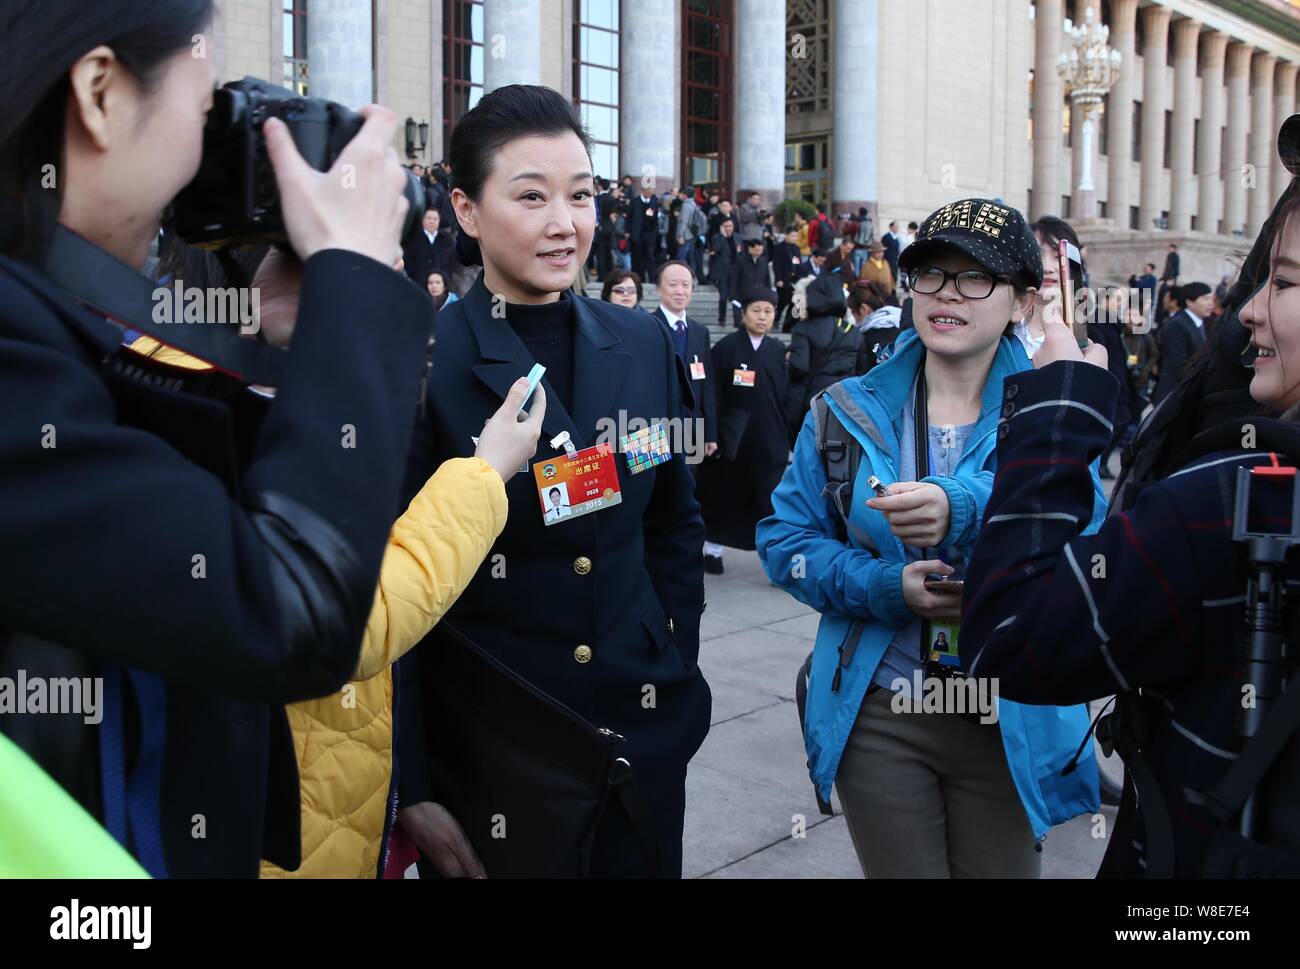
756, 328, 1103, 839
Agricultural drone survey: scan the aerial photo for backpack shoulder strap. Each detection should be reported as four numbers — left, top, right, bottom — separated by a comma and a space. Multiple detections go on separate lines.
812, 394, 855, 543
814, 386, 884, 555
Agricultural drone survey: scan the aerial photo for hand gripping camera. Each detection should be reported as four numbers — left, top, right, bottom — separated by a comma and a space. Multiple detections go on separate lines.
170, 77, 426, 249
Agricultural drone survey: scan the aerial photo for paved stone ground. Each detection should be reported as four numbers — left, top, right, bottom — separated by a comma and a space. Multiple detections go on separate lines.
682, 546, 1122, 879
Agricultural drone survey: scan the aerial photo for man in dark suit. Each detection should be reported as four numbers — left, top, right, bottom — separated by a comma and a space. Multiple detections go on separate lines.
732, 237, 772, 328
627, 187, 661, 279
653, 260, 717, 461
1161, 243, 1181, 284
772, 226, 804, 330
881, 221, 901, 281
403, 207, 455, 287
709, 218, 743, 324
1153, 282, 1214, 404
398, 276, 711, 878
793, 247, 828, 284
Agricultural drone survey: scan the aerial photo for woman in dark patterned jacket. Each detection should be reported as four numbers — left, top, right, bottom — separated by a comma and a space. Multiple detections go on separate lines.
961, 152, 1300, 877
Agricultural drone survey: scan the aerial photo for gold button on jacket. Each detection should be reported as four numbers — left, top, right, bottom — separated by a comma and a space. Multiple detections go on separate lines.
574, 556, 592, 575
574, 644, 593, 664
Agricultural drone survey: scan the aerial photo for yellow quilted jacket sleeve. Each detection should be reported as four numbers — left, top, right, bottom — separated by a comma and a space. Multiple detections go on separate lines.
353, 456, 507, 681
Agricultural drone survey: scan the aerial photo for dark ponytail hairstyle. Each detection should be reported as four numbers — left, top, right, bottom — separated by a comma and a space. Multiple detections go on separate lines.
0, 0, 215, 261
447, 84, 593, 267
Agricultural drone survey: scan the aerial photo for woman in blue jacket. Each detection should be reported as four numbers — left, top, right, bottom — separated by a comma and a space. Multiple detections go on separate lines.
757, 199, 1103, 877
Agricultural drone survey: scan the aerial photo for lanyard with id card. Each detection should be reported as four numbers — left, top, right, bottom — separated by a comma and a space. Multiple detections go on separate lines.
533, 432, 622, 526
912, 365, 975, 703
733, 363, 756, 387
690, 355, 706, 380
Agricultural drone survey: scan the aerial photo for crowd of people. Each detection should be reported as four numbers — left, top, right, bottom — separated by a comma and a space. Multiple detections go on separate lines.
3, 0, 1300, 884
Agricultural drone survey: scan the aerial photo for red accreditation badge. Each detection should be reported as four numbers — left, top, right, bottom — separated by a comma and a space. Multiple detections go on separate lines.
690, 356, 706, 380
533, 442, 623, 526
732, 365, 756, 387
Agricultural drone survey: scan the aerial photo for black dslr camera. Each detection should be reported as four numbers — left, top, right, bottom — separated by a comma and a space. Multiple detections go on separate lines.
170, 77, 425, 249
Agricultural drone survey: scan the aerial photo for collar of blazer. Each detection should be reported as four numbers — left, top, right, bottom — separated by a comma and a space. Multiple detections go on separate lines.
460, 275, 631, 449
653, 305, 693, 332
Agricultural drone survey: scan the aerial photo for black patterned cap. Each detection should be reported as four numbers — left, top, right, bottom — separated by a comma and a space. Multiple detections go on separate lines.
899, 198, 1043, 290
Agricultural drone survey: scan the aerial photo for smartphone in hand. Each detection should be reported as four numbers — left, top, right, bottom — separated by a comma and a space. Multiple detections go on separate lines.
923, 575, 965, 595
1057, 239, 1088, 349
867, 475, 895, 498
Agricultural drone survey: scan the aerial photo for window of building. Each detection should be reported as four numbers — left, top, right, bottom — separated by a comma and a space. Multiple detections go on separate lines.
784, 138, 828, 206
681, 0, 733, 196
283, 0, 309, 94
573, 0, 620, 181
1132, 100, 1141, 162
1098, 95, 1108, 156
1130, 205, 1139, 230
444, 0, 484, 159
786, 0, 830, 116
1062, 194, 1071, 219
1193, 118, 1199, 174
1063, 93, 1072, 149
1098, 200, 1107, 218
1163, 109, 1171, 169
1027, 69, 1035, 142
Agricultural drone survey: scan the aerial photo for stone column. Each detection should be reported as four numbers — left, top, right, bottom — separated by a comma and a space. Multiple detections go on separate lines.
832, 0, 879, 219
1274, 62, 1298, 203
1106, 0, 1139, 229
1249, 52, 1277, 237
1138, 4, 1171, 231
1197, 31, 1228, 236
1169, 18, 1200, 232
482, 0, 541, 93
1223, 42, 1253, 236
306, 0, 373, 107
1032, 0, 1063, 219
735, 0, 786, 207
621, 0, 678, 193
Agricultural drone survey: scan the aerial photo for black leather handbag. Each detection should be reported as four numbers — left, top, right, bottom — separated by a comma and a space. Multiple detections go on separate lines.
417, 622, 662, 878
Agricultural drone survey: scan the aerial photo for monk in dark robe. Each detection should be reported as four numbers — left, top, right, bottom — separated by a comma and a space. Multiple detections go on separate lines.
698, 287, 791, 574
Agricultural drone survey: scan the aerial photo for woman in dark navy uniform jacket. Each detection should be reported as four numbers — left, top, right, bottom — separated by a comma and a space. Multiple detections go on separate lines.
395, 86, 711, 877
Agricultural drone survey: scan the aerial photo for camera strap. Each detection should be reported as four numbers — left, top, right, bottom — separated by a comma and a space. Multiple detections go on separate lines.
38, 226, 286, 386
914, 365, 936, 667
913, 361, 969, 686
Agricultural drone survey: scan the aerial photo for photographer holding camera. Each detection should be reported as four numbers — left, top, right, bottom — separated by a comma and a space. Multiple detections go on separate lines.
0, 0, 448, 877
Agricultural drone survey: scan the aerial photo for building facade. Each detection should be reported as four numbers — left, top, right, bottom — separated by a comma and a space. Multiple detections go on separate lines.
216, 0, 1300, 281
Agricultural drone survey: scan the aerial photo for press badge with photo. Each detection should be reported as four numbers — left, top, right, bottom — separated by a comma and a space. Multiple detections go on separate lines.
533, 442, 622, 526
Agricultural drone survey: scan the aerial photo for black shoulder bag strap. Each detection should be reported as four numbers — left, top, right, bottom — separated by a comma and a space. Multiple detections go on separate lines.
1204, 678, 1300, 825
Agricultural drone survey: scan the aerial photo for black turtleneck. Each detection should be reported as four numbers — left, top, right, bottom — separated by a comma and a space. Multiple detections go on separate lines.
504, 292, 576, 413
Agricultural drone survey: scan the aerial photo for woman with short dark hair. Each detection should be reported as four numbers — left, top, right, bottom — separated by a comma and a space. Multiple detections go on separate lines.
398, 84, 709, 879
600, 267, 642, 309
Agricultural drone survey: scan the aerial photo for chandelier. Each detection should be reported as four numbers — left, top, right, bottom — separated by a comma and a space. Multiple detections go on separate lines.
1057, 8, 1122, 196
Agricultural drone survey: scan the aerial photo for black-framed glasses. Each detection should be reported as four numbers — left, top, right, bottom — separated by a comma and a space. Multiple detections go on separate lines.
908, 266, 1009, 300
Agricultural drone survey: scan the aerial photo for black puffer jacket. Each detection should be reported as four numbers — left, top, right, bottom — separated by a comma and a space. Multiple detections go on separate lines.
787, 273, 868, 433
